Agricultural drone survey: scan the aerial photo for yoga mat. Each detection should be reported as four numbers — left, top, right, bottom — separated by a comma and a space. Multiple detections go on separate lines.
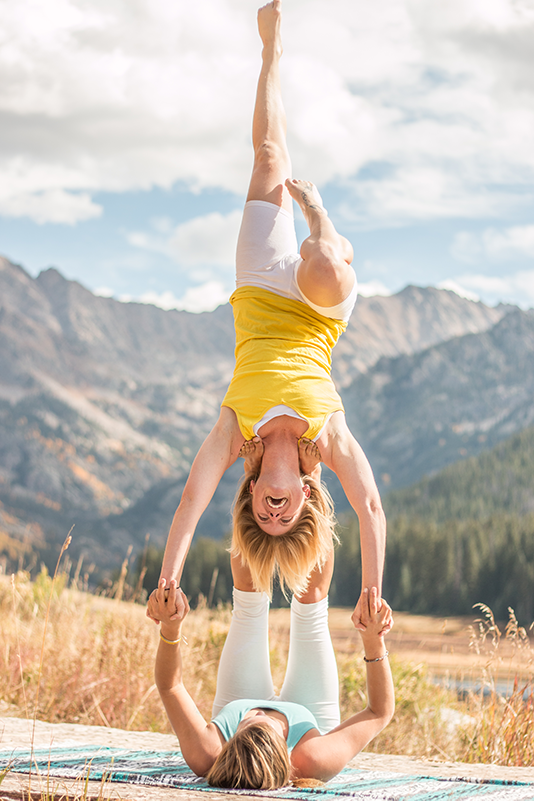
1, 746, 534, 800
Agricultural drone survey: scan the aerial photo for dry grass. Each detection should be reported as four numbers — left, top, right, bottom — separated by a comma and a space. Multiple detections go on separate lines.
0, 569, 230, 733
2, 565, 534, 767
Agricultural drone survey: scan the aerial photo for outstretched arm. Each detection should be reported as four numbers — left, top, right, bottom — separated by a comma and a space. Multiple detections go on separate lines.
319, 413, 386, 630
158, 407, 242, 587
150, 581, 224, 776
291, 589, 394, 782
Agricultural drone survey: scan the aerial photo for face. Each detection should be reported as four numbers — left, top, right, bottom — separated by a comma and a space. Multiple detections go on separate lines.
249, 475, 310, 536
237, 709, 285, 739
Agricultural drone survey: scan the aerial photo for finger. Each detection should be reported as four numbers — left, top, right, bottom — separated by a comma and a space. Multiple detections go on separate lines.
181, 589, 190, 614
168, 579, 178, 610
156, 577, 166, 604
377, 599, 392, 624
369, 587, 379, 618
360, 589, 371, 625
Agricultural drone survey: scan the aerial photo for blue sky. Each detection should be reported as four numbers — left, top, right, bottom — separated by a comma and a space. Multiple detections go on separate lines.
2, 0, 534, 312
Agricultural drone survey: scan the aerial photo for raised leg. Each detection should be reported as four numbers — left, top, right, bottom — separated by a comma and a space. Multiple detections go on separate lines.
246, 1, 292, 212
211, 554, 275, 717
279, 546, 340, 732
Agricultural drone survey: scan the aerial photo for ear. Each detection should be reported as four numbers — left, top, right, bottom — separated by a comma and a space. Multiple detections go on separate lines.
302, 483, 311, 500
249, 480, 255, 494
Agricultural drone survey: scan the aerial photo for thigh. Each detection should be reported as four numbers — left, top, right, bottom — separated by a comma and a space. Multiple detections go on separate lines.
212, 589, 275, 718
246, 147, 293, 214
236, 200, 299, 287
279, 596, 340, 734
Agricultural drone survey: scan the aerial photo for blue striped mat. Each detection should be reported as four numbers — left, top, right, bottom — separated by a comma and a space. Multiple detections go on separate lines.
1, 746, 533, 800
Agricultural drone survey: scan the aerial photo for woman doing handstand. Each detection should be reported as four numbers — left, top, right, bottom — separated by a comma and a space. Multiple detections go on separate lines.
156, 0, 386, 627
148, 554, 394, 789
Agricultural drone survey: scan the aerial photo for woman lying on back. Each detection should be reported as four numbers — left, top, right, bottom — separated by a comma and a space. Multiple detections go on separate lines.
148, 548, 394, 789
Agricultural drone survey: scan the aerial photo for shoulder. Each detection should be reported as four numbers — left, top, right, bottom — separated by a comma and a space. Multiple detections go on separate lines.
316, 411, 351, 466
216, 407, 244, 442
290, 729, 323, 778
207, 407, 245, 464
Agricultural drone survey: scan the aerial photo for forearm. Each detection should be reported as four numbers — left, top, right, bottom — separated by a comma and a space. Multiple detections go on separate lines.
155, 622, 185, 692
359, 505, 386, 593
159, 502, 199, 584
362, 641, 395, 722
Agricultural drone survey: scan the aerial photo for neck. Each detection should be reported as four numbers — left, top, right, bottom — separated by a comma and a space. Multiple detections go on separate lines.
261, 428, 300, 477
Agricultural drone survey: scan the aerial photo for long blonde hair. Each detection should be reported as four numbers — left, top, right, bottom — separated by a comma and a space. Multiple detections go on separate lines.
206, 723, 290, 789
232, 471, 337, 597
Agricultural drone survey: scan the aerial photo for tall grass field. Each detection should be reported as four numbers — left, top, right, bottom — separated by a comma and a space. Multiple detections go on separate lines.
1, 562, 534, 766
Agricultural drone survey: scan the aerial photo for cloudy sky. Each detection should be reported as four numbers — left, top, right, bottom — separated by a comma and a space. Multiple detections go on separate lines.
1, 0, 534, 312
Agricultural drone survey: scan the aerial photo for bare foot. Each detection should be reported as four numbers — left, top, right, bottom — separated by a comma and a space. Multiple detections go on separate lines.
285, 179, 327, 224
258, 0, 283, 57
239, 437, 264, 473
298, 437, 322, 479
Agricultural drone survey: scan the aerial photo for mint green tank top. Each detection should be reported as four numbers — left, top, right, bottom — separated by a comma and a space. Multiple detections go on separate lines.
212, 699, 319, 749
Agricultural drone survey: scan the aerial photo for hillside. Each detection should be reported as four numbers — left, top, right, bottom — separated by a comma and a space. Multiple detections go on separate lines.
342, 308, 534, 494
383, 426, 534, 524
331, 426, 534, 619
0, 254, 520, 576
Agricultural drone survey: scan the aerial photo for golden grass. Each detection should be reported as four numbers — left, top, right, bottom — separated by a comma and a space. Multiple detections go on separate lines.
1, 565, 534, 767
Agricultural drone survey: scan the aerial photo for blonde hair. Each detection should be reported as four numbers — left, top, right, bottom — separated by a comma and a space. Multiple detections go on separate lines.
206, 723, 290, 789
231, 471, 337, 597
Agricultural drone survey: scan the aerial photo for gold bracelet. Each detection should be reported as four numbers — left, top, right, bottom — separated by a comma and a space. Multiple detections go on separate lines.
364, 650, 389, 663
160, 631, 182, 645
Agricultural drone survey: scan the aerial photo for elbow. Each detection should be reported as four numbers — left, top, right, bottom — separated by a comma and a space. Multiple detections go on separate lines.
188, 754, 216, 779
369, 497, 386, 527
368, 699, 395, 732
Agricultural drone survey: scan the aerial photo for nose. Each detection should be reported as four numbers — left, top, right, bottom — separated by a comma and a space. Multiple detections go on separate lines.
269, 509, 281, 519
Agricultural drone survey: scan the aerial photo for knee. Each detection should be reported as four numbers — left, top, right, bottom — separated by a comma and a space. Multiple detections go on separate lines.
302, 247, 351, 287
253, 141, 289, 173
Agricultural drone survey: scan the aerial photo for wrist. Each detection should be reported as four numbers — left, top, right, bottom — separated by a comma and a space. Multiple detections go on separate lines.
160, 622, 182, 642
360, 635, 387, 662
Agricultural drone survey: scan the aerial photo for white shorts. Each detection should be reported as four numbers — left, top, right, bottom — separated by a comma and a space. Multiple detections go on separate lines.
235, 200, 357, 322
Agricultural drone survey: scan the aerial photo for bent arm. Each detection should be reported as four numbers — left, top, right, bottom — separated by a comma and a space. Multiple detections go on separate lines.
291, 593, 394, 782
292, 656, 394, 781
159, 407, 242, 584
156, 643, 223, 776
322, 415, 386, 593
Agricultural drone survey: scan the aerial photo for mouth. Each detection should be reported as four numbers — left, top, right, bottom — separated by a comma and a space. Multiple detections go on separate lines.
266, 496, 287, 509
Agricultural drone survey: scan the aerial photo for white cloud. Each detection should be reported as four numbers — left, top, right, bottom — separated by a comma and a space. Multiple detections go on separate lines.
120, 281, 230, 313
445, 270, 534, 308
437, 279, 480, 301
125, 209, 242, 280
357, 280, 392, 297
339, 168, 520, 228
167, 210, 242, 266
0, 188, 102, 224
452, 225, 534, 262
1, 0, 534, 227
93, 286, 114, 297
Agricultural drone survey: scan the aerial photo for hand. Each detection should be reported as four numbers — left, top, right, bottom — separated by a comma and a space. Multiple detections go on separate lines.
352, 588, 393, 637
146, 579, 189, 629
354, 587, 393, 643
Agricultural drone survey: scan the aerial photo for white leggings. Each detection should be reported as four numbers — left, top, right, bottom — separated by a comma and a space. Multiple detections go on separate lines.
212, 589, 340, 734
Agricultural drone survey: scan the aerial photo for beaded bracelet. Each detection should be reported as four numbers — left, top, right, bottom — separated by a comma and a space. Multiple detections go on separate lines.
363, 650, 389, 663
160, 631, 182, 645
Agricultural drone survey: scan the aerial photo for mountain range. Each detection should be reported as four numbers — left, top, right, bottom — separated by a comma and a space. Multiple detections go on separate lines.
0, 253, 529, 579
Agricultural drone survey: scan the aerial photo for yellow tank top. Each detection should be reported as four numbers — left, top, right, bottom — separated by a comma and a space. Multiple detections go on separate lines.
221, 287, 347, 441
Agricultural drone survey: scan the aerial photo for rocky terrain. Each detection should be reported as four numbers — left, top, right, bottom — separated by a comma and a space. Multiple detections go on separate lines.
0, 254, 524, 577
